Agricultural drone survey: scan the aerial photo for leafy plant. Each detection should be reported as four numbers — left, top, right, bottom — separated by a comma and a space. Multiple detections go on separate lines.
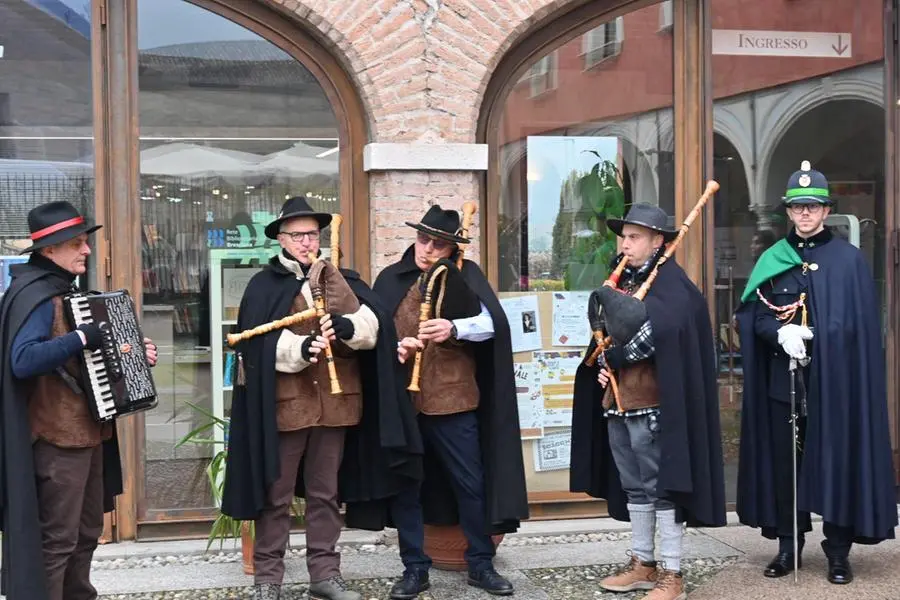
561, 153, 627, 290
176, 400, 304, 552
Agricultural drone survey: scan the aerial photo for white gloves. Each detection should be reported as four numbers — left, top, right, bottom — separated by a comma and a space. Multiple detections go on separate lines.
777, 324, 813, 360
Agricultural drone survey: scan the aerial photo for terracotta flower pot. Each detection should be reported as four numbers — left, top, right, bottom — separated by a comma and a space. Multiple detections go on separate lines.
241, 521, 255, 575
423, 524, 504, 571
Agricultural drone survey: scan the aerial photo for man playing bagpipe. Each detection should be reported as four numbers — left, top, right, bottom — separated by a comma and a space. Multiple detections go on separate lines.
735, 162, 896, 585
0, 201, 158, 600
222, 196, 422, 600
373, 204, 529, 598
570, 201, 726, 600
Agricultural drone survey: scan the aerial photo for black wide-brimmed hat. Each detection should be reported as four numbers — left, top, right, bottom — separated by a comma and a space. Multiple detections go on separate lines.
782, 160, 833, 206
607, 202, 678, 242
405, 205, 470, 245
265, 196, 332, 240
20, 201, 102, 254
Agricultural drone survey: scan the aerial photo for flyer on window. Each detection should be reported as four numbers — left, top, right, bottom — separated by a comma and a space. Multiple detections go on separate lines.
533, 350, 582, 427
551, 291, 591, 346
513, 361, 545, 439
499, 295, 542, 353
532, 429, 572, 471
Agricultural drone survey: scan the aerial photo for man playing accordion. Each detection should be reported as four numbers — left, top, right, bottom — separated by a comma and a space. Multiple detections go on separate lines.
223, 197, 422, 600
569, 202, 725, 600
0, 201, 158, 600
373, 205, 528, 599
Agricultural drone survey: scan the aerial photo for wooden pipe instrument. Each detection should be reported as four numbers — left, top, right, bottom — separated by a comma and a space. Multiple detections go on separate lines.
226, 307, 317, 347
455, 201, 477, 269
407, 260, 450, 392
584, 179, 720, 367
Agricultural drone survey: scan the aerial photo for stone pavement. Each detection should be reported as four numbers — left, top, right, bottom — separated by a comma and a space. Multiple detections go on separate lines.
9, 512, 900, 599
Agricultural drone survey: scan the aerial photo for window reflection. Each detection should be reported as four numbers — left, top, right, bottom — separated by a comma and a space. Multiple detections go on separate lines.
137, 0, 340, 515
495, 2, 674, 495
0, 0, 95, 286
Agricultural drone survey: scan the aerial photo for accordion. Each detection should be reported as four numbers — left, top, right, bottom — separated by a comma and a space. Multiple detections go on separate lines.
63, 289, 158, 422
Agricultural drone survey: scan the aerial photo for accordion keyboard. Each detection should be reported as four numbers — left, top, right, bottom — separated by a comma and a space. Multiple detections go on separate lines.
68, 295, 117, 420
63, 290, 157, 422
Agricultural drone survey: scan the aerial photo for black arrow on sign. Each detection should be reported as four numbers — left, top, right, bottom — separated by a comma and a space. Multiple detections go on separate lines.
832, 34, 849, 56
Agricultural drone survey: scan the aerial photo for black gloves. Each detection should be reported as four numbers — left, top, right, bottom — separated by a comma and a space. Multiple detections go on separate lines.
78, 323, 104, 351
329, 313, 355, 340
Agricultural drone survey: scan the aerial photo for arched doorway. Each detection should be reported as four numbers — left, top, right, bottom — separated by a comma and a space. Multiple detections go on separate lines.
128, 0, 368, 539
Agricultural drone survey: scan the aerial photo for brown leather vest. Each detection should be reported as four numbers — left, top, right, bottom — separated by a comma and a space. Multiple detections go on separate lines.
394, 284, 479, 415
602, 361, 660, 412
274, 287, 363, 431
28, 296, 111, 448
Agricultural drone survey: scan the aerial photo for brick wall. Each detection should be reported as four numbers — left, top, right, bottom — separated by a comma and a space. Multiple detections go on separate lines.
268, 0, 588, 274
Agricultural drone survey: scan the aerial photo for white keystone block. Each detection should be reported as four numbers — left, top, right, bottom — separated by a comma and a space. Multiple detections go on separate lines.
363, 143, 488, 171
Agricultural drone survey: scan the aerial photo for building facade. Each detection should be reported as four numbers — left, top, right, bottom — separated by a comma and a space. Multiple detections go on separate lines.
1, 0, 898, 542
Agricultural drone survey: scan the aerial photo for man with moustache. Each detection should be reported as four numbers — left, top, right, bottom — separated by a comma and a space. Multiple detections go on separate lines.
735, 161, 896, 584
570, 203, 725, 600
373, 205, 528, 599
0, 201, 158, 600
222, 197, 422, 600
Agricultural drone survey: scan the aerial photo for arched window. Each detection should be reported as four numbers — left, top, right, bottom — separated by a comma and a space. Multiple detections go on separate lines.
134, 0, 366, 526
479, 1, 676, 507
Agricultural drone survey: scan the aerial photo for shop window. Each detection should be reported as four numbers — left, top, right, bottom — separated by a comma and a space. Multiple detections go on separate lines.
0, 0, 96, 286
710, 0, 887, 503
136, 0, 341, 517
490, 2, 673, 500
519, 51, 558, 98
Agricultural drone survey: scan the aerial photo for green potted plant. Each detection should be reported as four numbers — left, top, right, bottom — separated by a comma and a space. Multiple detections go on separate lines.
561, 154, 627, 290
177, 400, 304, 575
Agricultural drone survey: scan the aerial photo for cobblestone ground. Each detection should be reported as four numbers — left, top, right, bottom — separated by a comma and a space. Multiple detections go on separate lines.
97, 556, 739, 600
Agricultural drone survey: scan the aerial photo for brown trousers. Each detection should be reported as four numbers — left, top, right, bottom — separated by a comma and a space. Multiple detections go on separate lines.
33, 439, 104, 600
254, 427, 346, 584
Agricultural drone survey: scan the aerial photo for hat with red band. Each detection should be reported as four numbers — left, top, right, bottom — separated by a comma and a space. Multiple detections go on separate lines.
20, 201, 102, 254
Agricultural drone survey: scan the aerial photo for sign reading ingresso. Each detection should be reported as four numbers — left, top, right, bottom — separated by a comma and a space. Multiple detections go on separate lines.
712, 29, 852, 58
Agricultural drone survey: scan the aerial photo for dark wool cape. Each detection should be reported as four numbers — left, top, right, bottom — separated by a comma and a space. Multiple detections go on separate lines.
0, 261, 123, 599
569, 258, 726, 527
735, 237, 897, 543
372, 246, 529, 534
221, 255, 423, 528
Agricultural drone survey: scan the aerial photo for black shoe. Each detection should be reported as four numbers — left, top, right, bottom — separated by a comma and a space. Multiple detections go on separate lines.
389, 571, 430, 599
467, 568, 514, 596
822, 540, 853, 584
763, 552, 801, 578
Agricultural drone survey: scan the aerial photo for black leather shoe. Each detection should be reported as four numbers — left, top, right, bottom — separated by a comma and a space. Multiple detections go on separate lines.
467, 568, 514, 596
821, 539, 853, 584
763, 552, 801, 578
390, 571, 430, 599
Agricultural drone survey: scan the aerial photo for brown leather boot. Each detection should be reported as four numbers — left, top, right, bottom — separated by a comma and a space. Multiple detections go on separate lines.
600, 554, 658, 592
642, 568, 686, 600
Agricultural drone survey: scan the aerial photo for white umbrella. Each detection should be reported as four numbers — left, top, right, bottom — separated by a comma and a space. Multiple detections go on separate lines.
140, 143, 261, 177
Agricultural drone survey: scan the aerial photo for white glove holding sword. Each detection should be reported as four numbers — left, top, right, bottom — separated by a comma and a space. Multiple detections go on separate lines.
777, 323, 813, 360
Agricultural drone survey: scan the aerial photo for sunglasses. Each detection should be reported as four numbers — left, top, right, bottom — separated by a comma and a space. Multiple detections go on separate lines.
416, 231, 452, 250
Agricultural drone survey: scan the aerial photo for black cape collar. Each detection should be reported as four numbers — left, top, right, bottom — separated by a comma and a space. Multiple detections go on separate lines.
788, 226, 832, 249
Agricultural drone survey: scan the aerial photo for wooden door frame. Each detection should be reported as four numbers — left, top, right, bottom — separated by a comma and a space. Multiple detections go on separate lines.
885, 0, 900, 482
97, 0, 370, 540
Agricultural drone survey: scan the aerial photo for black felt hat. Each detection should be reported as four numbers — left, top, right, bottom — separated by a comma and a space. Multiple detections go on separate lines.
405, 205, 470, 245
607, 202, 678, 242
265, 196, 333, 240
20, 201, 101, 254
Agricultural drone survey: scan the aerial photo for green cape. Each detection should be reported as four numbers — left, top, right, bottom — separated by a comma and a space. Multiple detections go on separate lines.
740, 239, 803, 303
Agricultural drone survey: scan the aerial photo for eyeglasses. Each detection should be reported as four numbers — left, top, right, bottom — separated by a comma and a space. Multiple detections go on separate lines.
279, 230, 320, 242
788, 204, 825, 215
416, 231, 452, 250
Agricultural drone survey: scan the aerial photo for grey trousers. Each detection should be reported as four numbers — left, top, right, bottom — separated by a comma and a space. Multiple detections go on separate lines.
607, 413, 673, 510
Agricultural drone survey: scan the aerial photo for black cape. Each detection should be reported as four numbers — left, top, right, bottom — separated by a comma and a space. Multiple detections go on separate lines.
735, 237, 897, 543
372, 245, 529, 534
569, 258, 726, 527
221, 255, 423, 529
0, 260, 123, 599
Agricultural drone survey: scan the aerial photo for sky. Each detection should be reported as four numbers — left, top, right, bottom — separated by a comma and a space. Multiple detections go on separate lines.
137, 0, 260, 50
525, 136, 619, 251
